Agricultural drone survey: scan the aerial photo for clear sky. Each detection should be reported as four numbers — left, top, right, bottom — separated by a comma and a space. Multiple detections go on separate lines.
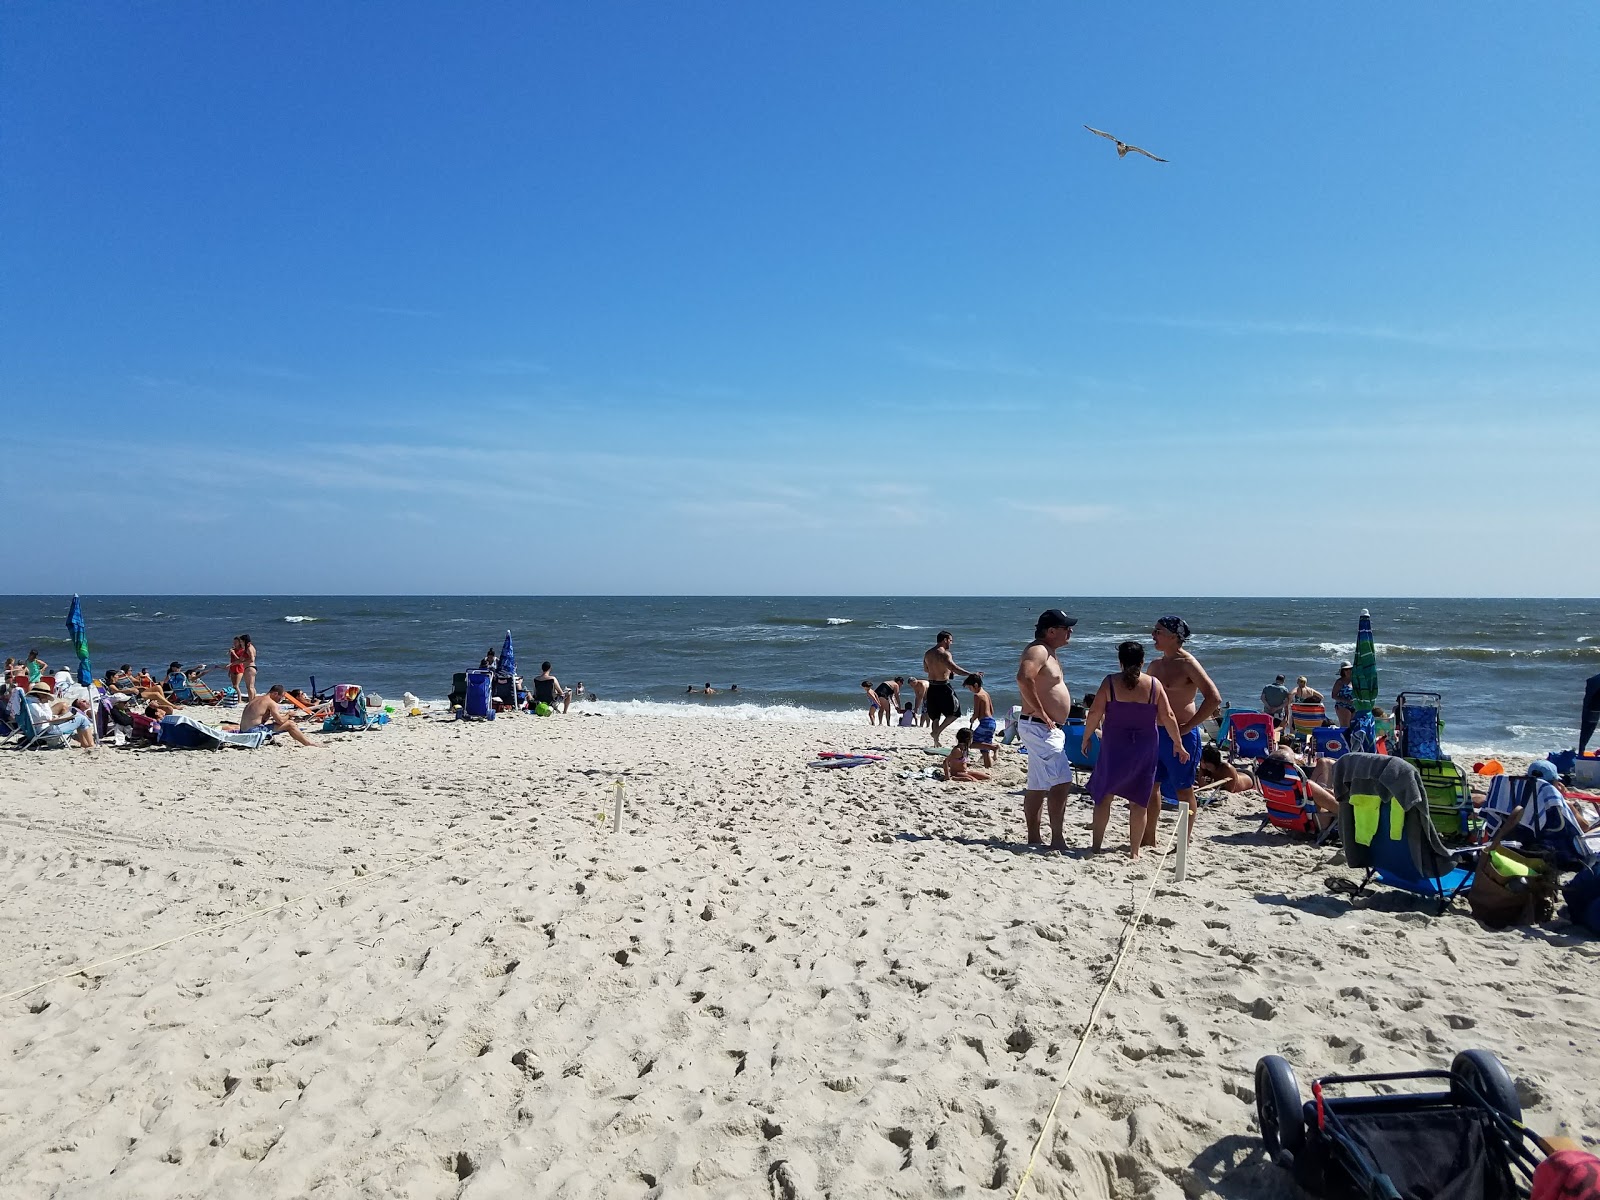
4, 3, 1597, 595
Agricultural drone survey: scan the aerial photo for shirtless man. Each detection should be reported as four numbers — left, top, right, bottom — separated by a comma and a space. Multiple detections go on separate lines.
1144, 616, 1222, 847
1015, 609, 1078, 852
907, 677, 929, 724
965, 673, 997, 767
923, 632, 976, 746
238, 684, 315, 747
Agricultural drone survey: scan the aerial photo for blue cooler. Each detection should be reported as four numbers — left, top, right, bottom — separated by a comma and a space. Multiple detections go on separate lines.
463, 669, 495, 720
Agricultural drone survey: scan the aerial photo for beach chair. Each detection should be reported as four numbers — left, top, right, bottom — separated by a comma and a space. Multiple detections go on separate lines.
1481, 775, 1598, 870
1331, 754, 1476, 914
185, 678, 227, 705
1258, 763, 1335, 843
449, 672, 468, 710
13, 697, 80, 750
1289, 703, 1328, 742
1063, 717, 1100, 784
165, 674, 198, 704
1394, 691, 1443, 761
1409, 758, 1478, 842
1310, 725, 1349, 762
1225, 711, 1275, 760
323, 684, 383, 731
460, 669, 495, 720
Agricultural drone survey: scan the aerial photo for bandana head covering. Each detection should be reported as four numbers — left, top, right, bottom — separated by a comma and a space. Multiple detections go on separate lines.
1155, 615, 1191, 643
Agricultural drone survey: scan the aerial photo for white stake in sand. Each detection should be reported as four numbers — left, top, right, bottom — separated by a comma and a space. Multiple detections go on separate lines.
1173, 805, 1190, 881
612, 780, 626, 834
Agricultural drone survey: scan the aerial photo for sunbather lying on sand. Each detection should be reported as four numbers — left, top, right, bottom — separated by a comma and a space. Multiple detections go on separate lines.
1195, 744, 1254, 793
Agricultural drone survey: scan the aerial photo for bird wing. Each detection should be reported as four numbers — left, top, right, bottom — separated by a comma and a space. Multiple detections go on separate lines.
1083, 125, 1118, 142
1127, 144, 1168, 163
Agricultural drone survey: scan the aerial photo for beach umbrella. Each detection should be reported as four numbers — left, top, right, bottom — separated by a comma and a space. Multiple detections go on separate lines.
1346, 608, 1379, 752
66, 594, 92, 688
498, 630, 515, 681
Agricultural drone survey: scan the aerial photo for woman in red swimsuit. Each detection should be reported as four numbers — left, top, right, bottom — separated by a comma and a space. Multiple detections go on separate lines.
229, 634, 257, 701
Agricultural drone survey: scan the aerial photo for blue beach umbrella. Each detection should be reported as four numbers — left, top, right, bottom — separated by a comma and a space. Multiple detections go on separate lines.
1346, 608, 1379, 752
66, 594, 92, 687
498, 630, 515, 681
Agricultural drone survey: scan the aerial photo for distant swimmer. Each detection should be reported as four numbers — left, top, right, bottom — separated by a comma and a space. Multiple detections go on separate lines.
1083, 125, 1167, 162
702, 683, 717, 695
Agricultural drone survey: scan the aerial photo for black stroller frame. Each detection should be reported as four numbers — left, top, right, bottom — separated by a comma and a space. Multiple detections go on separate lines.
1257, 1050, 1548, 1199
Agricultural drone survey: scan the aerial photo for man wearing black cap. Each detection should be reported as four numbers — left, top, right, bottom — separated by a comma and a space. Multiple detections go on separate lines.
1146, 615, 1222, 848
1015, 608, 1078, 852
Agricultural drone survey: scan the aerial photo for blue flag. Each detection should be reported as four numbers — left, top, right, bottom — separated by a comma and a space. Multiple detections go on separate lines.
66, 594, 92, 687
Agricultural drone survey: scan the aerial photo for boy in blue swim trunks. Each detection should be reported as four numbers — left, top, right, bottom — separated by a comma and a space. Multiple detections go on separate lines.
1145, 616, 1222, 847
964, 673, 998, 767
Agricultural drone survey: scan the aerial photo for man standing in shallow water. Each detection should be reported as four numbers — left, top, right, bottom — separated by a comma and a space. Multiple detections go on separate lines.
1015, 609, 1078, 852
1145, 615, 1222, 849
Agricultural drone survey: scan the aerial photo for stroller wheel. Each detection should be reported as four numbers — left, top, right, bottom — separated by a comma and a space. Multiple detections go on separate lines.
1451, 1049, 1521, 1121
1255, 1056, 1305, 1162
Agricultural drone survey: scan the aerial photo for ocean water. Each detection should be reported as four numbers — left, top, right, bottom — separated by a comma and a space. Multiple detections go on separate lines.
1, 596, 1594, 756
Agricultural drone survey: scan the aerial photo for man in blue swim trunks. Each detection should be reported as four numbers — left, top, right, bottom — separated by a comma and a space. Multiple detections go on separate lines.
1145, 615, 1222, 848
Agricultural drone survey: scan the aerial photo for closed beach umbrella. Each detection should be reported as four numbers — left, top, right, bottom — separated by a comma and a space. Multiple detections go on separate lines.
1347, 608, 1379, 752
66, 594, 92, 687
498, 630, 515, 681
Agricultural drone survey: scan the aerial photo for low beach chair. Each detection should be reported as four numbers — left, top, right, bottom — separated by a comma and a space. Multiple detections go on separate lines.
1331, 754, 1476, 915
1225, 711, 1275, 760
13, 697, 78, 750
1289, 702, 1328, 742
1258, 764, 1335, 843
1409, 758, 1478, 842
1395, 691, 1444, 761
185, 678, 226, 705
1310, 725, 1350, 762
1063, 716, 1100, 784
1482, 774, 1598, 870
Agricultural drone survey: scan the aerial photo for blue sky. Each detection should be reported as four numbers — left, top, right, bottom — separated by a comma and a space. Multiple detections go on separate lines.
4, 3, 1597, 595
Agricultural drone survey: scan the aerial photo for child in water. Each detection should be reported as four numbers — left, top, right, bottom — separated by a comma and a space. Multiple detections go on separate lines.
943, 728, 989, 782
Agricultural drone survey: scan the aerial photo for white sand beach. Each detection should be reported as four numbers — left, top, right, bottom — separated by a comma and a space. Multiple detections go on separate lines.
3, 712, 1597, 1199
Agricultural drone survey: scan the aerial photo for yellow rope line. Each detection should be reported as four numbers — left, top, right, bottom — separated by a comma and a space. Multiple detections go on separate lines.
0, 833, 482, 1006
1010, 816, 1183, 1200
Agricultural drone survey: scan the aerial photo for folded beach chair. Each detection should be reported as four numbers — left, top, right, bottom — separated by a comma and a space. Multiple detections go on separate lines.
1289, 703, 1328, 742
1225, 711, 1276, 760
158, 713, 271, 750
1409, 758, 1478, 842
1481, 775, 1598, 870
1258, 763, 1334, 843
1331, 754, 1476, 914
1310, 725, 1350, 761
1395, 691, 1444, 761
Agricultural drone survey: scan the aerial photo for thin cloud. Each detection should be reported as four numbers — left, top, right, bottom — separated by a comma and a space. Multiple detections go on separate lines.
892, 342, 1044, 379
1114, 314, 1577, 352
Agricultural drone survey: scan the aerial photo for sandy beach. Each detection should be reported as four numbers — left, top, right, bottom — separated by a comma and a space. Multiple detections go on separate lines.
3, 711, 1597, 1199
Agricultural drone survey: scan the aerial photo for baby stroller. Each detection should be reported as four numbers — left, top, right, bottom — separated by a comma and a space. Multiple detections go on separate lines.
1255, 1049, 1548, 1199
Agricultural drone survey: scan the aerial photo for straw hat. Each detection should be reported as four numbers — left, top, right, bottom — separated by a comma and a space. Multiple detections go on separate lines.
28, 681, 57, 699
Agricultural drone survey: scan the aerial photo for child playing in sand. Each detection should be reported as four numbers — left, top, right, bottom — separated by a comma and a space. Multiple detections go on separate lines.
964, 673, 997, 767
897, 702, 917, 727
943, 728, 989, 782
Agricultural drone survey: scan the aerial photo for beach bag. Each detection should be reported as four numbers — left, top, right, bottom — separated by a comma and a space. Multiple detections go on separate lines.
1564, 864, 1600, 934
1468, 848, 1557, 928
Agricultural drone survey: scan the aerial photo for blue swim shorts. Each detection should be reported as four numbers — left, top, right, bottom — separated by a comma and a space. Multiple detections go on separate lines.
1155, 727, 1202, 802
973, 717, 997, 745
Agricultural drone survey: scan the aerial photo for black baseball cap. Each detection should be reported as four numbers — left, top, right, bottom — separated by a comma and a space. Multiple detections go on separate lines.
1036, 608, 1079, 633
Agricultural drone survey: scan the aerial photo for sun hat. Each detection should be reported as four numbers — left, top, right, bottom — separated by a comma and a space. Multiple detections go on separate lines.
28, 681, 56, 699
1339, 660, 1352, 669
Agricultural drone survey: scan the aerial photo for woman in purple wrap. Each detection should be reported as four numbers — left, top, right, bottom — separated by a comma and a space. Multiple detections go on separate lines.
1082, 640, 1189, 859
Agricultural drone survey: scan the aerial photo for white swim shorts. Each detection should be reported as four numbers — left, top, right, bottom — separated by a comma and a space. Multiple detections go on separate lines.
1017, 717, 1074, 791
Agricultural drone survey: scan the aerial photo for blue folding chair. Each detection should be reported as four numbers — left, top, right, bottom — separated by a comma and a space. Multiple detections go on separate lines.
1226, 711, 1275, 760
1311, 725, 1349, 761
1332, 754, 1476, 915
1064, 717, 1100, 783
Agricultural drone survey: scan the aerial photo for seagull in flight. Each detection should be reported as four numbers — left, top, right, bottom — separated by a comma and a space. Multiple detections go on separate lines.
1083, 125, 1167, 162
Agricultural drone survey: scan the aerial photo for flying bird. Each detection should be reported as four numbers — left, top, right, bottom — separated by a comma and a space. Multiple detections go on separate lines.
1083, 125, 1167, 162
